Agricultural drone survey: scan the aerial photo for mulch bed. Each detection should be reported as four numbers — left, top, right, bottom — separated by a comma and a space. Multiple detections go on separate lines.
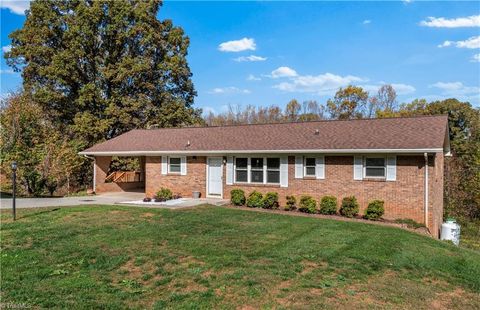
221, 204, 432, 237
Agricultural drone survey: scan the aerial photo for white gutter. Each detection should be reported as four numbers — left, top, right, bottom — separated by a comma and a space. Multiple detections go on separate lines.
424, 152, 429, 229
79, 148, 444, 156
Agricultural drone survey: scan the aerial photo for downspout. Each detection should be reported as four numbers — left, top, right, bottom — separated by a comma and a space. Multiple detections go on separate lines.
83, 155, 96, 193
424, 153, 429, 229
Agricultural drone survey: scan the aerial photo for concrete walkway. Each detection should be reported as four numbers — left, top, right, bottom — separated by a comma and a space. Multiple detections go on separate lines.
0, 192, 228, 210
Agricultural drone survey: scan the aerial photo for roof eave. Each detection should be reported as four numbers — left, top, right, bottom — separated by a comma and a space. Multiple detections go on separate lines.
78, 148, 445, 156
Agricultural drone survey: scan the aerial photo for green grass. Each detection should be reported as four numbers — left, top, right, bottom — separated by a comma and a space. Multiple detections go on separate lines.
1, 205, 480, 309
458, 218, 480, 251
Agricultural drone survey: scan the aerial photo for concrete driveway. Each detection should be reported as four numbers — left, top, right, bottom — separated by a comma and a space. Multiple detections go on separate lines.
0, 192, 229, 210
0, 192, 145, 209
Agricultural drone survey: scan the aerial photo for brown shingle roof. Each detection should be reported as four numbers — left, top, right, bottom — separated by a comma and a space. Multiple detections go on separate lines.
79, 115, 449, 155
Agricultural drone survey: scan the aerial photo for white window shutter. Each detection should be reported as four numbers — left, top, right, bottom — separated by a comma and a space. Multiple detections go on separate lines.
226, 156, 233, 185
316, 156, 325, 179
161, 156, 167, 175
295, 156, 303, 178
353, 156, 363, 180
180, 156, 187, 175
386, 155, 397, 181
280, 156, 288, 187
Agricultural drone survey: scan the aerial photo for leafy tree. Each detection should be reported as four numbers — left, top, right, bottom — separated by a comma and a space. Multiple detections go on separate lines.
5, 0, 200, 146
285, 99, 301, 121
375, 85, 398, 115
1, 93, 84, 196
326, 85, 368, 119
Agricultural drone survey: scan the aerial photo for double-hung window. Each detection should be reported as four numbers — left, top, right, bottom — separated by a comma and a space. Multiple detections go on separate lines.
235, 158, 248, 182
234, 157, 281, 184
266, 158, 280, 184
304, 157, 316, 177
364, 157, 386, 178
168, 157, 181, 173
250, 158, 264, 183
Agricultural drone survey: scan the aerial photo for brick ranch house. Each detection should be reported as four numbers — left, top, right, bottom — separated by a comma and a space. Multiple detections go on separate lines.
79, 115, 450, 236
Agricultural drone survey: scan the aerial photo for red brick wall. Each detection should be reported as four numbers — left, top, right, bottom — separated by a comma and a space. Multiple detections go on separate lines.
145, 156, 207, 198
223, 155, 443, 234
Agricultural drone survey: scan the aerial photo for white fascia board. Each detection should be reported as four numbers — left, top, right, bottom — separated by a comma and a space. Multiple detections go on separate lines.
78, 148, 444, 156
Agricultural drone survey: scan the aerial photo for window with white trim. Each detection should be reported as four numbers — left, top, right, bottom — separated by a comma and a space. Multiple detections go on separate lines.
364, 157, 386, 178
250, 158, 264, 183
234, 157, 281, 184
304, 157, 316, 177
266, 158, 280, 183
235, 158, 248, 182
168, 157, 181, 173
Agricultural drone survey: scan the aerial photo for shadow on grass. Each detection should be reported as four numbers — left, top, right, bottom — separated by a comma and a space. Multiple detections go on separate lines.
18, 208, 61, 220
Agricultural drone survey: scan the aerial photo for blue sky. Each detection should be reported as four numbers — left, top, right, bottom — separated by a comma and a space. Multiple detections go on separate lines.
1, 1, 479, 114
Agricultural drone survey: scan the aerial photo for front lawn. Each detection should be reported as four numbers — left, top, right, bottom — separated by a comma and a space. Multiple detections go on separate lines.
1, 205, 479, 309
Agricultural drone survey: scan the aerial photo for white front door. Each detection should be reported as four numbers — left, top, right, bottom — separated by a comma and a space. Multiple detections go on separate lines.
207, 157, 223, 197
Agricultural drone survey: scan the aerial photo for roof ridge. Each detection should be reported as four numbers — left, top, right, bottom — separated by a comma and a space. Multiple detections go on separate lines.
134, 114, 448, 131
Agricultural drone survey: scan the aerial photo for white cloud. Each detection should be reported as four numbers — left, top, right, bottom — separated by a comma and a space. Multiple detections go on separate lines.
0, 69, 16, 74
274, 72, 366, 95
420, 15, 480, 28
362, 83, 416, 95
234, 55, 267, 62
246, 74, 261, 81
0, 0, 30, 15
363, 20, 371, 25
2, 45, 12, 53
438, 36, 480, 49
208, 87, 251, 95
427, 82, 480, 105
390, 83, 416, 95
430, 81, 480, 97
202, 106, 216, 115
270, 66, 298, 78
218, 38, 256, 52
471, 53, 480, 62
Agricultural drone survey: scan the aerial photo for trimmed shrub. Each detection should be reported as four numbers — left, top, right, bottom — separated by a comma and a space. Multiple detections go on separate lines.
285, 195, 297, 211
298, 195, 317, 213
246, 191, 263, 208
263, 192, 279, 209
230, 189, 246, 206
319, 196, 337, 215
156, 188, 173, 201
339, 196, 359, 218
364, 200, 385, 220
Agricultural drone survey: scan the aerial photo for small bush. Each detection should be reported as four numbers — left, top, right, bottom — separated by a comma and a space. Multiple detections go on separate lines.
246, 191, 263, 208
156, 188, 173, 201
340, 196, 359, 218
298, 195, 317, 213
262, 192, 279, 209
364, 200, 385, 220
285, 195, 297, 211
319, 196, 337, 215
143, 197, 152, 202
230, 189, 246, 206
